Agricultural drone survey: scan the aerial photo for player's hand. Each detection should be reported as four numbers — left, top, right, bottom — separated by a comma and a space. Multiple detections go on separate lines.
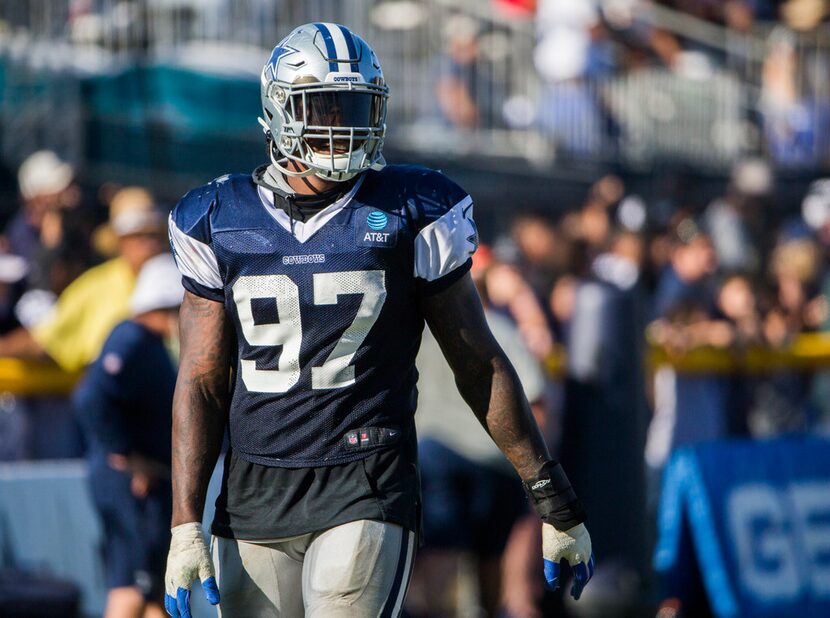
164, 522, 220, 617
108, 453, 170, 499
542, 522, 594, 600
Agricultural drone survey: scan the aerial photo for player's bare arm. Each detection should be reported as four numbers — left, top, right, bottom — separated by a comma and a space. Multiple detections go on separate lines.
421, 272, 595, 598
171, 291, 232, 527
164, 291, 228, 615
420, 273, 549, 480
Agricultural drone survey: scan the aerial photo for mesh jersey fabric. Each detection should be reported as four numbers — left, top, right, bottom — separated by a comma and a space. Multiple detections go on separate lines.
169, 164, 476, 467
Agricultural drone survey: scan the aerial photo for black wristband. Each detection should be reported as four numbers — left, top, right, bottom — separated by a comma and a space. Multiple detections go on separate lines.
523, 460, 587, 530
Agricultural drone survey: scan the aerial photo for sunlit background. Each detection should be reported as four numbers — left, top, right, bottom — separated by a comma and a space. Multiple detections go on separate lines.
0, 1, 829, 617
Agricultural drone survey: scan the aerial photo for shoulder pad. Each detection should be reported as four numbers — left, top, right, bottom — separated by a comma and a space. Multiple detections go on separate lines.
170, 174, 249, 244
363, 165, 470, 232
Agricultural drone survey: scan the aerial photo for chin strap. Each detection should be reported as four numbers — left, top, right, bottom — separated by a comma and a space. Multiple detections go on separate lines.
252, 163, 357, 238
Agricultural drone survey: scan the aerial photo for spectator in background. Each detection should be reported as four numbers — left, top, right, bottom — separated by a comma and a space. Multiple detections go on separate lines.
4, 151, 79, 263
764, 228, 824, 345
0, 186, 166, 372
407, 247, 547, 618
2, 151, 96, 323
718, 273, 765, 436
804, 179, 830, 431
753, 229, 824, 434
761, 26, 830, 166
549, 273, 579, 342
646, 224, 732, 503
435, 15, 485, 129
653, 217, 717, 318
504, 211, 563, 295
73, 254, 183, 618
703, 158, 773, 276
0, 254, 29, 335
717, 273, 764, 345
560, 229, 649, 611
534, 0, 615, 156
563, 174, 626, 261
485, 256, 556, 360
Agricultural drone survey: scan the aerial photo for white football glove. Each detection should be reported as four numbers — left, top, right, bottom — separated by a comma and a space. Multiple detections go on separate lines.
164, 522, 220, 617
542, 522, 595, 599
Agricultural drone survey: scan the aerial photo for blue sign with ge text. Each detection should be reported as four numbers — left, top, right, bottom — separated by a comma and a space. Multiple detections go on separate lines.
655, 436, 830, 617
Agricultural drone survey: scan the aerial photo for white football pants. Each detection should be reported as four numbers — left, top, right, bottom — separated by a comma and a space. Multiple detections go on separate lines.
211, 520, 415, 617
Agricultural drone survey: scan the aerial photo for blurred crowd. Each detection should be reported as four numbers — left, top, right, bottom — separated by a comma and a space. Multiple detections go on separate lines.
0, 151, 168, 460
0, 2, 830, 616
435, 0, 830, 166
409, 156, 830, 615
2, 147, 829, 616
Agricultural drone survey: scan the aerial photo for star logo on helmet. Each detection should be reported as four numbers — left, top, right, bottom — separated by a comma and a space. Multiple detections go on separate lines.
266, 45, 301, 80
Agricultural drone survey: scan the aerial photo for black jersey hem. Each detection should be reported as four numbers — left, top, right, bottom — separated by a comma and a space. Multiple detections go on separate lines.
231, 443, 392, 468
211, 511, 416, 541
212, 436, 421, 541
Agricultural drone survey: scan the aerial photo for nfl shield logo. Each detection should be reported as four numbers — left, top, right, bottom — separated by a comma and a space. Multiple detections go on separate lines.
348, 432, 358, 446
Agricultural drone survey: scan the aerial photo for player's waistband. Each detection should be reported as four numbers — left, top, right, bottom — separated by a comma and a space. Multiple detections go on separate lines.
231, 423, 414, 469
342, 426, 404, 451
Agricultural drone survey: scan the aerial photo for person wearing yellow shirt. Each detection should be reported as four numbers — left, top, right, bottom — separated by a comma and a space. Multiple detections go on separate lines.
0, 187, 167, 372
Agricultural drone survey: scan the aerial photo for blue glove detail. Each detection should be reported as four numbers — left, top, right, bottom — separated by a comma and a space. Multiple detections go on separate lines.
203, 576, 221, 605
570, 553, 596, 600
164, 579, 220, 616
177, 587, 192, 618
164, 593, 178, 617
543, 558, 560, 591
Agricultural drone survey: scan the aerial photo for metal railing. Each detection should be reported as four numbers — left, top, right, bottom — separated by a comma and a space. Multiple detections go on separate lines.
1, 0, 830, 176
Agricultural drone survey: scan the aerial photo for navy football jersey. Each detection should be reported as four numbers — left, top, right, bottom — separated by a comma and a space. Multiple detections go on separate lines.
169, 165, 477, 467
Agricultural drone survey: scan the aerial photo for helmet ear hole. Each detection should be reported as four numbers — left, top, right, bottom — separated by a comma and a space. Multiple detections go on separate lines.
265, 109, 274, 120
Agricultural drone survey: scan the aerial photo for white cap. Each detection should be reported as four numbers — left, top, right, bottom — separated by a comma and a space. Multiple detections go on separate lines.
129, 254, 184, 316
731, 158, 773, 197
803, 178, 830, 230
107, 186, 165, 237
112, 208, 165, 237
18, 151, 74, 201
0, 254, 29, 283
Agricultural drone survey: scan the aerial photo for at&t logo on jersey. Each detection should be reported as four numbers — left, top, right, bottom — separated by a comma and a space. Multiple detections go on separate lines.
367, 211, 387, 230
357, 208, 398, 247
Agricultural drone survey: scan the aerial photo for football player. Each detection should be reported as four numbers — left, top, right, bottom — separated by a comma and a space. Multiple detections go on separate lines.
164, 22, 594, 617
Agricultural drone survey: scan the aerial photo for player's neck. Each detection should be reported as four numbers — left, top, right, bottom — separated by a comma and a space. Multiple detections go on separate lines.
283, 160, 342, 196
